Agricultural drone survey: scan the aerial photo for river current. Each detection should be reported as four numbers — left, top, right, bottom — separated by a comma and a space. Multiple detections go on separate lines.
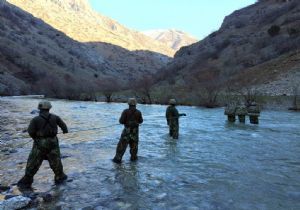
0, 97, 299, 210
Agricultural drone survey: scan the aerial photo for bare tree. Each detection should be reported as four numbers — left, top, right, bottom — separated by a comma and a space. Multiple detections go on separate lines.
187, 68, 223, 108
97, 77, 121, 103
133, 75, 155, 104
291, 83, 300, 110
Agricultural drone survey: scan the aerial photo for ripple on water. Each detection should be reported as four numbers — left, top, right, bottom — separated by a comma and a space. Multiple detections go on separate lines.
0, 97, 300, 209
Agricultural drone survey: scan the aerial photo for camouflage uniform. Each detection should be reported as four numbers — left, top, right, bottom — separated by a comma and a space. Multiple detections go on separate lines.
248, 102, 260, 124
113, 100, 143, 163
18, 102, 68, 188
236, 104, 248, 123
166, 101, 185, 139
224, 103, 237, 123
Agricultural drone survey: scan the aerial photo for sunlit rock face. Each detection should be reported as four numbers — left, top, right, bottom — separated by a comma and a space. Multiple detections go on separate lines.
143, 29, 198, 51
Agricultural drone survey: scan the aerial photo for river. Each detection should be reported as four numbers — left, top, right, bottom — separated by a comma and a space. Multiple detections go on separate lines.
0, 97, 299, 210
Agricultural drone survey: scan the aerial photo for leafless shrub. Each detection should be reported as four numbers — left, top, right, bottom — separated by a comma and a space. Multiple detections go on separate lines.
131, 75, 155, 104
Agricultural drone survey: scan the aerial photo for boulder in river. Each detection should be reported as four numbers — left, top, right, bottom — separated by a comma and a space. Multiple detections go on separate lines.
0, 195, 31, 210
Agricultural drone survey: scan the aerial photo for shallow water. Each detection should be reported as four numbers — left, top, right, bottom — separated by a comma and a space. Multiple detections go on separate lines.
0, 97, 299, 210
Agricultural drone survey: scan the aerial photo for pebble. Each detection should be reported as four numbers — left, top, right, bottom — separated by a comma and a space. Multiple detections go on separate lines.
156, 193, 167, 200
9, 149, 17, 154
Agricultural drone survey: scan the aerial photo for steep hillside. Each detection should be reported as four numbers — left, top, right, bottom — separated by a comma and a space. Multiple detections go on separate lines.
155, 0, 300, 101
0, 0, 116, 97
143, 29, 198, 51
0, 0, 173, 98
5, 0, 173, 91
7, 0, 174, 56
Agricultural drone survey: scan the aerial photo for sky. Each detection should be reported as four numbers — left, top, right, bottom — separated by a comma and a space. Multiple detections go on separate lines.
89, 0, 256, 40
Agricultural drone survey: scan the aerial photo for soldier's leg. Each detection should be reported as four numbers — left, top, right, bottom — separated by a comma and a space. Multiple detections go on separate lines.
47, 146, 67, 183
170, 121, 179, 139
113, 136, 129, 163
238, 115, 246, 123
169, 125, 173, 136
18, 144, 44, 188
173, 124, 179, 139
129, 140, 138, 161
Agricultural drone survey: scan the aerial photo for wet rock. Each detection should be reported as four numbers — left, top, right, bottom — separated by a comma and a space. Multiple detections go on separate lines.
61, 155, 71, 159
1, 149, 9, 153
0, 185, 10, 193
116, 201, 132, 209
30, 110, 39, 115
0, 195, 31, 210
41, 193, 53, 202
8, 186, 22, 196
156, 193, 167, 200
80, 206, 94, 210
4, 195, 17, 200
9, 149, 17, 154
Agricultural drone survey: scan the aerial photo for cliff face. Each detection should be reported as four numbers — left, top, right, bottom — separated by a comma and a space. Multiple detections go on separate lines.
143, 29, 198, 51
158, 0, 300, 96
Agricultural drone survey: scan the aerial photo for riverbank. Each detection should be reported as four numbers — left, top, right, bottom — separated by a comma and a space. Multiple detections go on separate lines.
1, 93, 298, 111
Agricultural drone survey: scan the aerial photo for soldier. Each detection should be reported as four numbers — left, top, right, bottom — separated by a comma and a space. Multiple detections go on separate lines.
224, 102, 237, 123
247, 101, 260, 124
17, 101, 68, 188
166, 99, 186, 139
235, 103, 248, 123
113, 98, 143, 163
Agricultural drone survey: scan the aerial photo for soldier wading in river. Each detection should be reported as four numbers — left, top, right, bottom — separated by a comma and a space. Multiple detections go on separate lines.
17, 101, 68, 188
113, 98, 143, 163
166, 99, 186, 139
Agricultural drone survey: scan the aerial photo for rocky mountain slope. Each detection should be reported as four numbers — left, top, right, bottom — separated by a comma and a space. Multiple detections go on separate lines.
7, 0, 174, 56
7, 0, 175, 78
154, 0, 300, 102
0, 0, 174, 97
143, 29, 198, 51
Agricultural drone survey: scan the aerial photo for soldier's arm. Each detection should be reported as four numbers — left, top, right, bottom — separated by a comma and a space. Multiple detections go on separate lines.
179, 113, 186, 117
166, 107, 171, 123
56, 116, 68, 134
27, 119, 37, 139
119, 110, 126, 124
138, 111, 143, 124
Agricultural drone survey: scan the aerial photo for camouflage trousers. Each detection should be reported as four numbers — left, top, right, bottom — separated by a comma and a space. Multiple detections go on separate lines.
168, 120, 179, 139
23, 137, 66, 182
113, 127, 139, 162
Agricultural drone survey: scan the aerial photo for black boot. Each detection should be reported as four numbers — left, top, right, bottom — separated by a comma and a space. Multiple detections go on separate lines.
112, 157, 122, 164
17, 176, 33, 189
130, 156, 138, 161
55, 173, 68, 184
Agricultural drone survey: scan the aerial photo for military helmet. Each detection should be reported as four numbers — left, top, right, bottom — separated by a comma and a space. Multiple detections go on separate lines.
38, 101, 52, 110
128, 98, 137, 106
169, 99, 176, 105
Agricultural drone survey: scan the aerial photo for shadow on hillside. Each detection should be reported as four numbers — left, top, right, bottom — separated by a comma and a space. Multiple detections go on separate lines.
0, 1, 171, 96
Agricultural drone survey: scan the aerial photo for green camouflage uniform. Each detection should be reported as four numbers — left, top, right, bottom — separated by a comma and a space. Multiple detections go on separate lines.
18, 110, 68, 187
166, 105, 185, 139
113, 106, 143, 163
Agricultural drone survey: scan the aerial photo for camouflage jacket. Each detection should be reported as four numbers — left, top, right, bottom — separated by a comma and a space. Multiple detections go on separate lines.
28, 111, 68, 139
166, 105, 184, 124
119, 107, 143, 129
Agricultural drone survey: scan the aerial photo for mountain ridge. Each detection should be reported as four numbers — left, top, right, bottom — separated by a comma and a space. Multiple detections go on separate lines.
143, 29, 198, 51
